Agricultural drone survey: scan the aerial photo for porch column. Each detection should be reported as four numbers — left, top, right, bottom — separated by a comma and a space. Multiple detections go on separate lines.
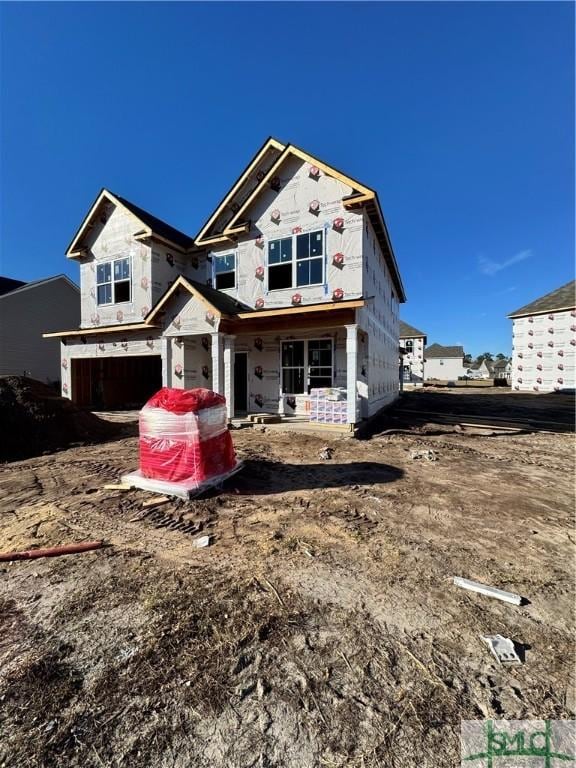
211, 332, 224, 395
223, 335, 236, 420
345, 324, 358, 424
161, 336, 172, 388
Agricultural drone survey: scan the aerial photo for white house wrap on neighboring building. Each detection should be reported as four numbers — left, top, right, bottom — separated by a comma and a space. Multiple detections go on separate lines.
509, 280, 576, 393
424, 343, 465, 381
44, 138, 407, 428
399, 320, 427, 384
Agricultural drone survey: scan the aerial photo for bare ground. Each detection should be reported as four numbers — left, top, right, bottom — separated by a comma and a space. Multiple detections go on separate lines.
0, 389, 574, 767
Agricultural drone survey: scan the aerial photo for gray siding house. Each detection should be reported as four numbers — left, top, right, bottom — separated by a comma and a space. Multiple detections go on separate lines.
0, 275, 80, 383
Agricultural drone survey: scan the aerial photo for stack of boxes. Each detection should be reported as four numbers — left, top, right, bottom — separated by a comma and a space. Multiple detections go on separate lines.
309, 387, 349, 424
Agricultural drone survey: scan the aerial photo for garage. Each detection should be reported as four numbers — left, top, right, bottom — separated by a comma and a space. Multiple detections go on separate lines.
71, 356, 162, 409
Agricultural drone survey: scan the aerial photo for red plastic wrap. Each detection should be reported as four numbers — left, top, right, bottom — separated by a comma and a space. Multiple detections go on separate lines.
138, 387, 237, 484
145, 387, 226, 414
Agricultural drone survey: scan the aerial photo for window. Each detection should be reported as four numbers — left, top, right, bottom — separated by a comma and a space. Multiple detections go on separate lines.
96, 258, 131, 305
308, 339, 332, 389
268, 230, 324, 290
405, 339, 413, 352
281, 340, 305, 394
281, 339, 333, 394
296, 231, 323, 287
268, 237, 293, 290
214, 253, 235, 290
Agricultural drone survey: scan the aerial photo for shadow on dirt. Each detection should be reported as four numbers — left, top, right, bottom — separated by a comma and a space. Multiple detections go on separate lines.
228, 458, 403, 495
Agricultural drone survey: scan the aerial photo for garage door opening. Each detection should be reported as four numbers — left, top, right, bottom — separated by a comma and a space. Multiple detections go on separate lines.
71, 356, 162, 409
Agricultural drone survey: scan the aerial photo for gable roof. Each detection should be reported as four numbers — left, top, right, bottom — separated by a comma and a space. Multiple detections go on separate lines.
492, 358, 510, 370
145, 275, 251, 323
112, 193, 195, 251
66, 189, 194, 257
508, 280, 576, 318
399, 320, 426, 338
425, 343, 464, 359
194, 137, 406, 302
0, 276, 26, 296
195, 137, 285, 246
0, 274, 78, 299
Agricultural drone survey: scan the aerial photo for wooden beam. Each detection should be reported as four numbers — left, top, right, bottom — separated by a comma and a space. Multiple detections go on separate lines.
144, 275, 225, 322
222, 146, 291, 234
236, 299, 364, 320
508, 305, 576, 319
43, 322, 159, 338
288, 145, 374, 196
133, 231, 189, 255
195, 137, 286, 245
231, 309, 357, 334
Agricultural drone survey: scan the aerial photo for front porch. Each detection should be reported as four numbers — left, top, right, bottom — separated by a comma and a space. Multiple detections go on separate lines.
162, 315, 365, 427
230, 413, 355, 435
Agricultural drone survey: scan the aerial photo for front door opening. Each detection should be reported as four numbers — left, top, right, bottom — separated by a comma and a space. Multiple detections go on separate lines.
234, 352, 248, 414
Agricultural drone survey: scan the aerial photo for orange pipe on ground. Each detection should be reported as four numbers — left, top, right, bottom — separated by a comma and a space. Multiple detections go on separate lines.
0, 541, 105, 562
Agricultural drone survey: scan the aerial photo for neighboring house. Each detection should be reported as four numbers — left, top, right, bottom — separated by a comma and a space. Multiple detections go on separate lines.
45, 138, 406, 426
424, 343, 465, 381
0, 275, 80, 383
0, 277, 26, 296
399, 320, 427, 384
509, 280, 576, 393
467, 359, 493, 380
492, 358, 512, 381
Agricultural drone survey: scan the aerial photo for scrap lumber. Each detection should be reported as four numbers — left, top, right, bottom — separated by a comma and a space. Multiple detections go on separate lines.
103, 483, 133, 491
0, 541, 105, 562
142, 496, 170, 508
453, 577, 522, 606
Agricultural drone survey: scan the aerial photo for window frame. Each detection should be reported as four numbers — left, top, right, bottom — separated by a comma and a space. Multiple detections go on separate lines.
280, 337, 334, 395
267, 229, 324, 292
267, 237, 293, 292
213, 252, 236, 290
96, 256, 132, 306
295, 230, 324, 289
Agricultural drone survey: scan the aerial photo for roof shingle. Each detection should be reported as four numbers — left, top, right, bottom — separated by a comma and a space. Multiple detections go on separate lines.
399, 320, 426, 338
508, 280, 576, 318
112, 192, 195, 251
425, 343, 464, 359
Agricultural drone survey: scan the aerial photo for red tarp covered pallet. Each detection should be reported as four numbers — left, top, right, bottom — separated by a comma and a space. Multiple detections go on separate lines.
122, 387, 241, 499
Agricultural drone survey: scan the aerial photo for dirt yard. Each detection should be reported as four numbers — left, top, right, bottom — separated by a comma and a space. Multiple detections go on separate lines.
0, 388, 574, 767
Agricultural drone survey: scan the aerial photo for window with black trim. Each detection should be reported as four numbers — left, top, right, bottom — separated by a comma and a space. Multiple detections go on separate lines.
268, 237, 293, 290
96, 258, 131, 305
405, 339, 413, 353
281, 340, 305, 394
308, 339, 332, 389
296, 231, 323, 286
281, 339, 333, 394
214, 253, 236, 290
268, 230, 324, 290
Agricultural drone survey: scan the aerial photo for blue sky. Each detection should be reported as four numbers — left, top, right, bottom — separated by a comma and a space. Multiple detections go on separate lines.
1, 2, 573, 356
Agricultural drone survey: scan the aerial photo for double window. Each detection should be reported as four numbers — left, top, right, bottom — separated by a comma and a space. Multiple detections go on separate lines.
214, 253, 236, 290
96, 258, 130, 305
268, 230, 324, 291
281, 339, 333, 394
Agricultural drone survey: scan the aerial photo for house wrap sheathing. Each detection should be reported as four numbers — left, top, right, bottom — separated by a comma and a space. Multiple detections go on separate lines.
49, 138, 406, 425
509, 280, 576, 392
